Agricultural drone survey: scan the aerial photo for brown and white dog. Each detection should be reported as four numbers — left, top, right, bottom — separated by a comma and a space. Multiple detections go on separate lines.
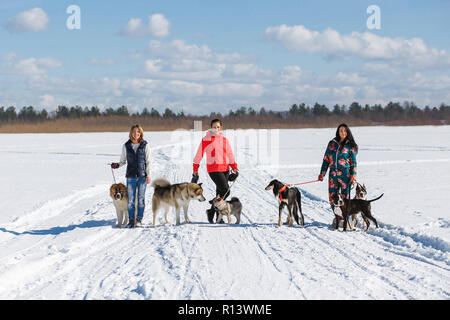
109, 183, 134, 228
209, 195, 242, 224
151, 178, 206, 226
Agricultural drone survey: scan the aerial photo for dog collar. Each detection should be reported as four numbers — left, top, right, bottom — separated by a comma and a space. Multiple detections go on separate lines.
216, 198, 227, 210
278, 184, 290, 201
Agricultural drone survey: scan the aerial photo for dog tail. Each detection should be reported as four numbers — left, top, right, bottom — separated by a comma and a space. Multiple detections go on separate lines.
368, 193, 384, 203
292, 190, 300, 225
151, 177, 171, 189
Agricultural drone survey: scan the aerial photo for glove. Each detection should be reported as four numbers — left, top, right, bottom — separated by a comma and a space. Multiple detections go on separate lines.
111, 162, 120, 169
228, 171, 239, 181
191, 173, 199, 183
318, 174, 323, 181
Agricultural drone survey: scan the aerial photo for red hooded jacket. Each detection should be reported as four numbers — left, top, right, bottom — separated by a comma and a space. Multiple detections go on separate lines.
193, 130, 238, 173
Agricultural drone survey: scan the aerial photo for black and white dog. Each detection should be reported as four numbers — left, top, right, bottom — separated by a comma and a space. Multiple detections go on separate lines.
331, 191, 383, 231
265, 179, 304, 227
350, 182, 368, 228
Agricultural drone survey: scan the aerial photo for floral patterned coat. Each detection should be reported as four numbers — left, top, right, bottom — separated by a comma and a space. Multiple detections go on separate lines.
320, 138, 357, 180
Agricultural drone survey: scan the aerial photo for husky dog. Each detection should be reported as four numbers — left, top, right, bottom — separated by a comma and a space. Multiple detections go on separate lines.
151, 177, 206, 226
265, 179, 304, 227
109, 183, 135, 228
209, 195, 242, 224
331, 191, 383, 231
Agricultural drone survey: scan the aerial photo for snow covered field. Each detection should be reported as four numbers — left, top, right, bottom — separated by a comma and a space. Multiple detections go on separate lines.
0, 125, 448, 299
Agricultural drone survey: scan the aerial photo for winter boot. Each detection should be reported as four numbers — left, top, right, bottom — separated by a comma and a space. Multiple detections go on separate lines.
127, 219, 135, 228
206, 208, 215, 224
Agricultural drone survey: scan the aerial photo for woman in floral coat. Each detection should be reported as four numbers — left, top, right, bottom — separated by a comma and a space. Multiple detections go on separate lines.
318, 123, 358, 211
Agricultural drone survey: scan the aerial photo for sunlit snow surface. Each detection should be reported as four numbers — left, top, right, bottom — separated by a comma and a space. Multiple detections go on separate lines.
0, 126, 448, 299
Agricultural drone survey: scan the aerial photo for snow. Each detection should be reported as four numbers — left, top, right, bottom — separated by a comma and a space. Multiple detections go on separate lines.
0, 126, 448, 299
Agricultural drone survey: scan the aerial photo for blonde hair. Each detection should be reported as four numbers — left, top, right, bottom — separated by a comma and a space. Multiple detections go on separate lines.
129, 124, 144, 143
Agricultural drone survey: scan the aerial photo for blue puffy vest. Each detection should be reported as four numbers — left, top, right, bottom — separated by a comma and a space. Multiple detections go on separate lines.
125, 139, 147, 178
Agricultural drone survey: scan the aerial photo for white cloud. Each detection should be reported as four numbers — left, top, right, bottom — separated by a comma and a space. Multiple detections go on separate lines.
2, 33, 448, 114
334, 72, 367, 85
90, 77, 122, 97
14, 58, 46, 75
88, 58, 116, 66
148, 39, 213, 60
168, 80, 204, 97
228, 63, 272, 78
143, 39, 266, 82
265, 24, 450, 69
5, 7, 49, 32
122, 78, 158, 96
148, 14, 170, 37
119, 14, 170, 37
144, 59, 163, 73
10, 57, 62, 76
279, 65, 302, 84
39, 94, 55, 107
207, 83, 265, 98
1, 52, 18, 61
37, 57, 63, 68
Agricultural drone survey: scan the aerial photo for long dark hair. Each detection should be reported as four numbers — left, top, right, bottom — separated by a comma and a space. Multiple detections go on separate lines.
335, 123, 358, 153
210, 118, 223, 127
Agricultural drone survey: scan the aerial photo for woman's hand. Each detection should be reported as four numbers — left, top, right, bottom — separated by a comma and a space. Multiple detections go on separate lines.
350, 175, 356, 185
146, 176, 151, 184
111, 162, 119, 169
191, 173, 199, 183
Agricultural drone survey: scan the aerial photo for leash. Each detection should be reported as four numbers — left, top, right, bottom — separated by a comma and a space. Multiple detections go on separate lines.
347, 180, 357, 199
218, 174, 239, 205
107, 163, 117, 184
279, 179, 320, 201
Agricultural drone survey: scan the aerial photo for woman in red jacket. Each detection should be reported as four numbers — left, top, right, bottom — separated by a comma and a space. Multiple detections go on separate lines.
192, 119, 239, 223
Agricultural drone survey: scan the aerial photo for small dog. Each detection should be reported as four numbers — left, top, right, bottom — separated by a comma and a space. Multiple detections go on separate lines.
152, 177, 206, 226
265, 179, 304, 227
110, 183, 133, 228
209, 195, 242, 224
331, 191, 383, 231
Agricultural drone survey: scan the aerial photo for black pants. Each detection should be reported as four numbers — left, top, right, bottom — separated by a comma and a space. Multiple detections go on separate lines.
208, 170, 230, 200
207, 171, 230, 222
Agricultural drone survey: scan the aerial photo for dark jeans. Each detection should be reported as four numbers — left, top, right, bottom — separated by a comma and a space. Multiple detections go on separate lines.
208, 170, 230, 200
207, 171, 230, 222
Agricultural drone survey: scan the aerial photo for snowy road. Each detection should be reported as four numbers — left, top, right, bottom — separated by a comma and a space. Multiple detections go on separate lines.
0, 127, 449, 299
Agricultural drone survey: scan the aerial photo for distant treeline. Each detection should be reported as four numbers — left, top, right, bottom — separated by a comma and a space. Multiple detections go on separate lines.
0, 101, 449, 133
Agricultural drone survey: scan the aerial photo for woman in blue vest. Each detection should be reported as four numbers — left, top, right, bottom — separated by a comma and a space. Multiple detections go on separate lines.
318, 123, 358, 225
111, 124, 151, 228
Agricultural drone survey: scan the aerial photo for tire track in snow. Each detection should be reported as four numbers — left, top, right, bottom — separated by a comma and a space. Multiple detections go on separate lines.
1, 136, 449, 299
234, 169, 449, 299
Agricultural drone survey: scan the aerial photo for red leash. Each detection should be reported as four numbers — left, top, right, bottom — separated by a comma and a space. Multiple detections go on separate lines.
279, 179, 319, 201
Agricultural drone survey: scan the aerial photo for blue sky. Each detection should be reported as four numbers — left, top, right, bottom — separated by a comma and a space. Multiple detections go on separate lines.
1, 0, 449, 114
